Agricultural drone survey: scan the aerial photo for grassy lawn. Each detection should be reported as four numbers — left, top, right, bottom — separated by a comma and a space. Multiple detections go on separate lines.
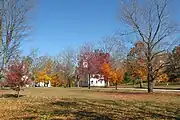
0, 87, 180, 120
116, 83, 180, 90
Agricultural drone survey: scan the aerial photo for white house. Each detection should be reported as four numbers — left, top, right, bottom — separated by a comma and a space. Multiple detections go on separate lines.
77, 74, 107, 87
21, 75, 32, 87
88, 74, 106, 87
35, 81, 51, 87
89, 77, 106, 87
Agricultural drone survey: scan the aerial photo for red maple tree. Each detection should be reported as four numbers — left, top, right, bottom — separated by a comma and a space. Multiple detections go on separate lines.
77, 46, 110, 89
6, 59, 31, 97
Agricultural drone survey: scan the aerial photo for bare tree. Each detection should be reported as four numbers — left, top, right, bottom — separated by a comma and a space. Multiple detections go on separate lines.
120, 0, 179, 92
0, 0, 33, 69
98, 36, 127, 86
98, 36, 127, 68
57, 48, 76, 87
98, 36, 118, 53
29, 54, 51, 85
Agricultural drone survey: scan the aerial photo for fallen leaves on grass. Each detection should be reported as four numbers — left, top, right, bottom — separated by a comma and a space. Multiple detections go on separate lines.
0, 88, 180, 120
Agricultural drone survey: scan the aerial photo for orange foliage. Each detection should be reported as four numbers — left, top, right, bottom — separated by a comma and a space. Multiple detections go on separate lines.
111, 69, 125, 83
132, 67, 147, 80
101, 63, 125, 83
157, 73, 168, 82
101, 63, 111, 77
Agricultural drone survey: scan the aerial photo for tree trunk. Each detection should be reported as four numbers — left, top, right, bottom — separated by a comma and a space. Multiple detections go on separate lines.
104, 80, 107, 88
115, 80, 118, 90
104, 77, 109, 88
140, 79, 143, 88
15, 86, 20, 98
147, 50, 154, 93
2, 91, 3, 98
88, 74, 90, 89
147, 67, 154, 93
1, 86, 4, 98
148, 80, 154, 93
68, 79, 71, 88
133, 79, 135, 87
17, 90, 19, 98
77, 80, 79, 88
0, 18, 2, 65
3, 47, 7, 68
76, 75, 80, 88
17, 86, 20, 98
107, 80, 109, 87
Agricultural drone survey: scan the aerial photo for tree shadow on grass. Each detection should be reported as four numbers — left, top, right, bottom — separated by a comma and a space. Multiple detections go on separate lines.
19, 98, 179, 120
50, 100, 112, 120
175, 109, 180, 120
122, 100, 179, 120
9, 115, 38, 120
0, 93, 25, 98
52, 109, 112, 120
80, 99, 179, 120
50, 99, 159, 120
139, 110, 178, 120
51, 101, 77, 107
154, 87, 180, 90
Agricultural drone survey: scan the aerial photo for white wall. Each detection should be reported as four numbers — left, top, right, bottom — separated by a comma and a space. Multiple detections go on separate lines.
89, 78, 106, 87
36, 81, 51, 87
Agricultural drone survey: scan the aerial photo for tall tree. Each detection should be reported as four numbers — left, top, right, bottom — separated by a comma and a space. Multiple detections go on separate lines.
0, 0, 33, 69
57, 48, 76, 87
166, 45, 180, 82
120, 0, 179, 92
98, 36, 127, 86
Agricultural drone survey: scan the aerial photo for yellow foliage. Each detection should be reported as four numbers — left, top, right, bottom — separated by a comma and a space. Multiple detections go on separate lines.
35, 71, 52, 82
35, 61, 53, 83
34, 59, 67, 87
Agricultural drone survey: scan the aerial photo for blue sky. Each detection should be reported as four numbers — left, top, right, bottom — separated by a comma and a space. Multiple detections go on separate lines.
21, 0, 121, 56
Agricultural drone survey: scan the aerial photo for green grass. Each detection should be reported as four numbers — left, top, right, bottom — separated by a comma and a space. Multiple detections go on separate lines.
0, 87, 179, 120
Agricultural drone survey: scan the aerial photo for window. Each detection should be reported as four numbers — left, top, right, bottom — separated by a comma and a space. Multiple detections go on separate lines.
91, 81, 93, 84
